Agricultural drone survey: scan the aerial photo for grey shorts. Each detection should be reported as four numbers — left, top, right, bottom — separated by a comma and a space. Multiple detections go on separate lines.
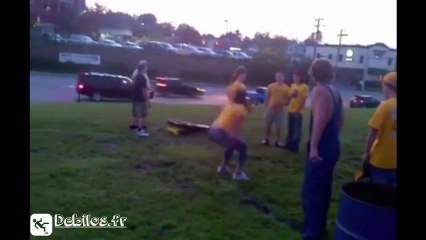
265, 108, 285, 129
132, 102, 148, 118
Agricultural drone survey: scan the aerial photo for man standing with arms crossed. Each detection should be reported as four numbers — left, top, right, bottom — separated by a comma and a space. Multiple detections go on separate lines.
285, 70, 309, 153
130, 62, 151, 137
261, 71, 290, 147
361, 71, 396, 186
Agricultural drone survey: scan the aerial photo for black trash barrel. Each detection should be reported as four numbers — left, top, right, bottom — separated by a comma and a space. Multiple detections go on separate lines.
334, 182, 396, 240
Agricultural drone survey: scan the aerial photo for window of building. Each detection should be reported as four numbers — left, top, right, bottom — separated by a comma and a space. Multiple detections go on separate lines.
360, 55, 364, 63
316, 53, 320, 58
338, 54, 343, 62
328, 54, 332, 60
388, 58, 393, 66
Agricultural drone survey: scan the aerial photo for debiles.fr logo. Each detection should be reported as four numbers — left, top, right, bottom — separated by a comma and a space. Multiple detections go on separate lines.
30, 213, 127, 236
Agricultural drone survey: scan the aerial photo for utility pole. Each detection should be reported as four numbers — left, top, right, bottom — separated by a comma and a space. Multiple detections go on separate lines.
312, 18, 324, 61
334, 29, 348, 82
224, 20, 229, 33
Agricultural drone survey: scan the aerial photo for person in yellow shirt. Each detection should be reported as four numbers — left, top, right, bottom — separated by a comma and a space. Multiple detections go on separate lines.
362, 71, 396, 186
285, 70, 309, 153
209, 90, 250, 181
227, 66, 247, 103
261, 71, 290, 147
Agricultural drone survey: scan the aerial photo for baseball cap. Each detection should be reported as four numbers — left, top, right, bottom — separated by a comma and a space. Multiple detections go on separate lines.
138, 60, 148, 66
382, 71, 396, 87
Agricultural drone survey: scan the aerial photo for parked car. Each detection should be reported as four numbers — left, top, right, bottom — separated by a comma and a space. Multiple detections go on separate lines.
246, 87, 267, 105
76, 72, 154, 102
121, 41, 143, 49
42, 33, 67, 43
349, 95, 381, 108
231, 51, 253, 59
173, 43, 203, 56
196, 47, 218, 57
97, 39, 122, 48
141, 41, 176, 53
155, 77, 205, 98
214, 49, 235, 58
68, 34, 97, 45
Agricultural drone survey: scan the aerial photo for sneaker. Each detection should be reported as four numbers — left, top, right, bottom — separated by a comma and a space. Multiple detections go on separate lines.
261, 139, 270, 146
217, 165, 231, 174
129, 124, 138, 130
233, 172, 249, 181
275, 141, 285, 148
136, 129, 150, 137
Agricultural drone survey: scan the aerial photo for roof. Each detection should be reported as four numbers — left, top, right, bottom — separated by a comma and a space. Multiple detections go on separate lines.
304, 42, 396, 51
82, 72, 129, 79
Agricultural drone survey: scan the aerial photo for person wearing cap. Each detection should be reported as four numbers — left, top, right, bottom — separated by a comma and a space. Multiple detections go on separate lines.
129, 60, 151, 132
261, 71, 290, 147
129, 62, 151, 137
285, 70, 309, 153
361, 71, 397, 186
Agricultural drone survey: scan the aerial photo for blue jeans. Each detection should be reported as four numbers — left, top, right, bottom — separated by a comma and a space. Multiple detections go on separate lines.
302, 143, 340, 240
286, 113, 302, 151
208, 127, 247, 167
370, 166, 396, 186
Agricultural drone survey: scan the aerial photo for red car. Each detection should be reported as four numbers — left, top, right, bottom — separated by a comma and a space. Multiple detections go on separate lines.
76, 72, 154, 102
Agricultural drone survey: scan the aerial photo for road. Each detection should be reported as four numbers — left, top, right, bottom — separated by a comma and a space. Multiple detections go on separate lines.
30, 71, 383, 107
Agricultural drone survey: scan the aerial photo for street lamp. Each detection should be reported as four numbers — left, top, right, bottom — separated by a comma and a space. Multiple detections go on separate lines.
224, 20, 228, 33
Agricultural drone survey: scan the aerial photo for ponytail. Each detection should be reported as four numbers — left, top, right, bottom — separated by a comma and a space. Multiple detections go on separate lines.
230, 65, 247, 84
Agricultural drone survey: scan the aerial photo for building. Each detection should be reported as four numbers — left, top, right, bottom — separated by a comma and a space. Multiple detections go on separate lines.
30, 0, 86, 27
287, 42, 396, 84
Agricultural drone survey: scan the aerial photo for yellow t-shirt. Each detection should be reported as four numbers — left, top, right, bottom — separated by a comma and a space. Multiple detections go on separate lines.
369, 98, 397, 169
213, 103, 248, 135
288, 83, 309, 113
267, 82, 290, 109
227, 81, 247, 103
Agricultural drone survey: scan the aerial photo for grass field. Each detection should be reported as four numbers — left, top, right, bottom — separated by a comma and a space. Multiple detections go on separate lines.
30, 103, 374, 240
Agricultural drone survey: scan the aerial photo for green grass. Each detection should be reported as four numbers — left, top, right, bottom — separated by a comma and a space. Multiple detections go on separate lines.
30, 103, 374, 240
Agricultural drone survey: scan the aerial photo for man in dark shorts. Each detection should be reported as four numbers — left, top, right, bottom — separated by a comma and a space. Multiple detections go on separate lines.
130, 62, 151, 137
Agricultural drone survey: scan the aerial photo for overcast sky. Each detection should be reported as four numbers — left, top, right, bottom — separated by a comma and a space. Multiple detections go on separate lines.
87, 0, 396, 48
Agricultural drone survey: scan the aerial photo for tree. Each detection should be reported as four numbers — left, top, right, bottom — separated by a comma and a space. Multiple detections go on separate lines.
175, 24, 202, 45
304, 31, 323, 44
136, 13, 157, 27
91, 3, 108, 14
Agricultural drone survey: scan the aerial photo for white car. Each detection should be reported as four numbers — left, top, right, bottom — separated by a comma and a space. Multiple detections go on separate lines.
98, 39, 122, 48
68, 35, 97, 45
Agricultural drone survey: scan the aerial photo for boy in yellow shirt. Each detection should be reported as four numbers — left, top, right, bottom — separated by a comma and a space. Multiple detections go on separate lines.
362, 71, 396, 186
261, 71, 290, 147
285, 70, 309, 153
209, 90, 250, 181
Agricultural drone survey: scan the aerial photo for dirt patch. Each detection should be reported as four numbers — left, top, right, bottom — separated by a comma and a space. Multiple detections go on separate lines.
238, 188, 303, 232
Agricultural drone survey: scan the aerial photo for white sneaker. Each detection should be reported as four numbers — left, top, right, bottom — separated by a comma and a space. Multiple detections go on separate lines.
233, 172, 249, 181
136, 129, 149, 137
217, 165, 231, 174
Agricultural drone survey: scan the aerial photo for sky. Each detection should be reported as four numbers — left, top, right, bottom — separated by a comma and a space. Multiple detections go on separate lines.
87, 0, 397, 48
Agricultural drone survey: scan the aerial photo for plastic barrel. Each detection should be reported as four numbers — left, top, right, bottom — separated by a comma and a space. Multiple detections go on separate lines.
334, 182, 396, 240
